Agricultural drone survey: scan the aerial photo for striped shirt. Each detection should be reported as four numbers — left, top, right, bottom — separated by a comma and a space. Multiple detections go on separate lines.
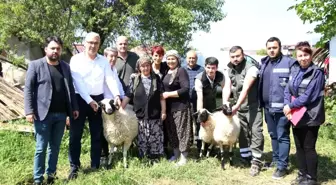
184, 64, 204, 96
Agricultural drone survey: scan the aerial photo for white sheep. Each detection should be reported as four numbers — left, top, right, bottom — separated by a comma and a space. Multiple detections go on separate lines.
197, 104, 240, 169
99, 99, 138, 168
196, 109, 216, 158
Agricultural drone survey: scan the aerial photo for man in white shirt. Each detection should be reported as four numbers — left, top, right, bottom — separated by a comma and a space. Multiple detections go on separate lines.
68, 32, 121, 179
223, 46, 264, 176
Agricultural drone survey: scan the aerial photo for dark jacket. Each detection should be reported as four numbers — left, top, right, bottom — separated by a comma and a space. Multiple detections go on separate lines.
24, 57, 79, 121
127, 73, 162, 119
162, 67, 190, 112
284, 62, 325, 127
259, 55, 296, 113
195, 71, 224, 112
227, 57, 260, 111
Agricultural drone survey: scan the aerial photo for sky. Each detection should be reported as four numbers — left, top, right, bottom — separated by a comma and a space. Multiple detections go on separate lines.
190, 0, 321, 54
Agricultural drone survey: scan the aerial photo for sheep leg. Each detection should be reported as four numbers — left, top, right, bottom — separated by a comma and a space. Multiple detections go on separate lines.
123, 143, 130, 169
206, 143, 214, 158
199, 141, 205, 158
229, 145, 234, 166
219, 145, 225, 170
107, 144, 115, 168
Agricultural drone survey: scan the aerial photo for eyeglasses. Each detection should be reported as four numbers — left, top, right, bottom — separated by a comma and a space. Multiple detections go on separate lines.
86, 41, 100, 45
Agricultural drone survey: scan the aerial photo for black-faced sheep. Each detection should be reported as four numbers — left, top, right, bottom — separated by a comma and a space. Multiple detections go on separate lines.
196, 109, 216, 158
197, 104, 240, 169
99, 99, 138, 168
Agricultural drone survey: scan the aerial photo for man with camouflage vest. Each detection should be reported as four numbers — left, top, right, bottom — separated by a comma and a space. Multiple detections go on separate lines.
224, 46, 264, 176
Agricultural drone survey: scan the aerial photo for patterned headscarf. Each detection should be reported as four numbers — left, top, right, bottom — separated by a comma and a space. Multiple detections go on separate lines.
165, 50, 181, 85
133, 54, 157, 93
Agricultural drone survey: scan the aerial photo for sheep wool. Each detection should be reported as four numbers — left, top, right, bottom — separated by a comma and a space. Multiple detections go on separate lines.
213, 112, 240, 146
101, 101, 138, 168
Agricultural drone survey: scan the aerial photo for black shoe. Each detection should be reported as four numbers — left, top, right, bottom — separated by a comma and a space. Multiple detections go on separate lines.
249, 160, 262, 176
240, 157, 252, 167
47, 176, 55, 184
67, 171, 78, 180
291, 172, 306, 185
272, 168, 288, 180
263, 161, 277, 169
299, 178, 318, 185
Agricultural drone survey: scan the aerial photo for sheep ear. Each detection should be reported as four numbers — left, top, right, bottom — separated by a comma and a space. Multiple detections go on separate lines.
192, 111, 199, 117
101, 99, 110, 106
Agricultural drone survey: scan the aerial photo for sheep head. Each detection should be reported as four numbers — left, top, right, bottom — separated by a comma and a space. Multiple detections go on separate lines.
99, 99, 118, 115
194, 108, 211, 127
222, 104, 233, 116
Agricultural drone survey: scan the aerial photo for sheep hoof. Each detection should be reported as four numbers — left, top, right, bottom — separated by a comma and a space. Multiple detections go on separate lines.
229, 160, 233, 166
221, 160, 225, 170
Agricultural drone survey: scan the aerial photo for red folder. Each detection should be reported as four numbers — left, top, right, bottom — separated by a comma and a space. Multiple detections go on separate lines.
290, 96, 307, 126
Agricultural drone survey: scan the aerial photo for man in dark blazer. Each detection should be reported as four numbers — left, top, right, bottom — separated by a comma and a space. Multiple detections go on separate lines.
24, 36, 79, 185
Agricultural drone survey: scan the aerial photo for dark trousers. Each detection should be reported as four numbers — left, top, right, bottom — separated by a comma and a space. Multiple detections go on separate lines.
293, 126, 320, 180
101, 133, 109, 157
238, 108, 264, 160
69, 94, 104, 171
264, 108, 291, 170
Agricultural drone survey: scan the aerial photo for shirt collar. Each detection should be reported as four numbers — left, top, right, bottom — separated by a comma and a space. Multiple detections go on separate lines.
187, 64, 200, 70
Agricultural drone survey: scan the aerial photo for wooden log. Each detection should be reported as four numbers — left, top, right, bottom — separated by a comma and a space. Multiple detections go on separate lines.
0, 123, 34, 133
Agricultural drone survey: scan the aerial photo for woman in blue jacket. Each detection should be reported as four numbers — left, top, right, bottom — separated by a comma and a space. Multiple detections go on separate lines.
283, 41, 325, 185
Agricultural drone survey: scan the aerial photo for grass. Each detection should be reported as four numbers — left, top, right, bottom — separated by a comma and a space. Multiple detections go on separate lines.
0, 98, 336, 184
1, 123, 336, 185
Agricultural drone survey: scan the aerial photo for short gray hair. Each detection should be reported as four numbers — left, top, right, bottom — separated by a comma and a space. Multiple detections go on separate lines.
85, 32, 100, 41
104, 47, 118, 56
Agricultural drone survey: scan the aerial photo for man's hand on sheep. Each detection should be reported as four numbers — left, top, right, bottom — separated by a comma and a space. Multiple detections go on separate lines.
89, 100, 99, 112
114, 95, 121, 107
231, 104, 239, 115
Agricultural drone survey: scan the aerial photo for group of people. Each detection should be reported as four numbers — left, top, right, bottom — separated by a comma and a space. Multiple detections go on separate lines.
24, 32, 324, 185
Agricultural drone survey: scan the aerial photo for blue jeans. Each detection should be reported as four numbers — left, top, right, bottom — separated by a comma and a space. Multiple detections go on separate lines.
33, 112, 67, 183
264, 108, 290, 170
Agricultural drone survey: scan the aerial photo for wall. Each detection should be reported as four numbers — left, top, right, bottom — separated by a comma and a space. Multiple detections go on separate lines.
330, 36, 336, 84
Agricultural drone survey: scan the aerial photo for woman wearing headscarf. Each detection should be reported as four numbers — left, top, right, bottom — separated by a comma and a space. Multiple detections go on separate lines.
283, 41, 325, 185
121, 55, 166, 163
162, 50, 193, 166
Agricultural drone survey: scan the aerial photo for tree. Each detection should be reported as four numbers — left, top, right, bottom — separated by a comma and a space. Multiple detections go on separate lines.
0, 0, 225, 61
288, 0, 336, 46
256, 48, 267, 56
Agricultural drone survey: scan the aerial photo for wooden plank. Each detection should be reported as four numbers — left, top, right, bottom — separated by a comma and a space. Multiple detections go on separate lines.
0, 123, 34, 133
0, 78, 25, 121
0, 102, 18, 120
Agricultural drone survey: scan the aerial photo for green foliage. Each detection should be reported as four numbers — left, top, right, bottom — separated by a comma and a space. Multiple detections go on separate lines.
325, 93, 336, 122
6, 49, 26, 67
256, 48, 267, 56
288, 0, 336, 47
0, 0, 225, 54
